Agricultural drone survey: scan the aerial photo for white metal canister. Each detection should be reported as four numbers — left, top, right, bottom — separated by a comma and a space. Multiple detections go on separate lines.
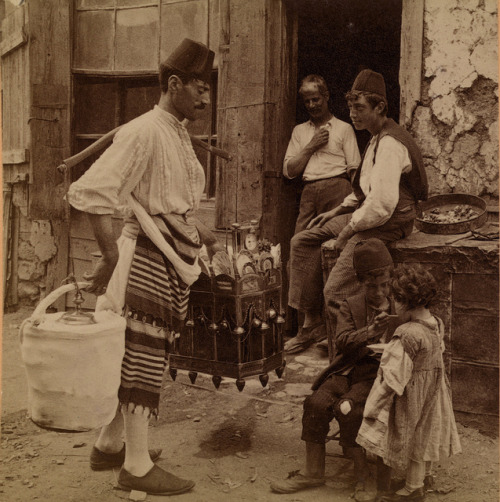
19, 282, 126, 432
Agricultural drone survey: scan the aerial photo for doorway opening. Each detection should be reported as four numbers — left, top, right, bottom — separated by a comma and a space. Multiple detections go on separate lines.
296, 0, 403, 151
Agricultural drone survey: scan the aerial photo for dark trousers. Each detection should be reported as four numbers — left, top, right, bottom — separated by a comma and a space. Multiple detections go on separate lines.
289, 209, 415, 314
287, 176, 351, 332
295, 176, 352, 233
301, 369, 376, 448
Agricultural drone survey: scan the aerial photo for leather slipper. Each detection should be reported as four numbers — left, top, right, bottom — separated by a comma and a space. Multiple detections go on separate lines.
117, 464, 195, 495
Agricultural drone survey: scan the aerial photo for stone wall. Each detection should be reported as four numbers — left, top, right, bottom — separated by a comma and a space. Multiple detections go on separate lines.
411, 0, 498, 197
322, 233, 499, 417
9, 183, 57, 305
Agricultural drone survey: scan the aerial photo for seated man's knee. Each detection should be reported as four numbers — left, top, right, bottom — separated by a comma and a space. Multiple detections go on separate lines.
291, 231, 306, 249
334, 398, 352, 416
339, 400, 352, 416
334, 398, 363, 421
303, 392, 332, 419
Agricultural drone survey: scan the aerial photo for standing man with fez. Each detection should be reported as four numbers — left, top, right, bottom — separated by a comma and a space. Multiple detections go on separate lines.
284, 74, 361, 354
67, 39, 222, 496
288, 69, 428, 343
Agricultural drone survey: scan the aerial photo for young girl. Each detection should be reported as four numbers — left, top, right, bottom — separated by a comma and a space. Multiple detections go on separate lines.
356, 264, 461, 501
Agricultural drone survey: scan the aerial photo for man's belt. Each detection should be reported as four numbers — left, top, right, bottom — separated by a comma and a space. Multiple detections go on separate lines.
303, 173, 350, 184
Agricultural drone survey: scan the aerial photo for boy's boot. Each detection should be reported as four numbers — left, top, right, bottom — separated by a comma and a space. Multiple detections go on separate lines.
347, 447, 377, 502
270, 442, 326, 494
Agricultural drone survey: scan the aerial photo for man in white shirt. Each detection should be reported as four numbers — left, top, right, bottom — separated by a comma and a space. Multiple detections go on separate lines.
284, 75, 360, 354
288, 69, 428, 357
67, 39, 222, 496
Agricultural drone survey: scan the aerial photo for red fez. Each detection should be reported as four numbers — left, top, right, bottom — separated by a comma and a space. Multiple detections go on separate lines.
353, 238, 393, 274
163, 38, 214, 83
351, 69, 386, 98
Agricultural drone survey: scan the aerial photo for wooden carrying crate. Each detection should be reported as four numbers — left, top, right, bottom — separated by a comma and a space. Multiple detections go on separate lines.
168, 268, 286, 391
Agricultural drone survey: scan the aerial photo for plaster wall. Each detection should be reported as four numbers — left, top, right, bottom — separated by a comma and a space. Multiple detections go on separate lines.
411, 0, 498, 197
9, 183, 57, 305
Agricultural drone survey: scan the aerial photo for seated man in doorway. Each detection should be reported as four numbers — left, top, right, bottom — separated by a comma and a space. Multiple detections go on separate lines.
287, 69, 427, 351
283, 74, 360, 354
271, 238, 399, 501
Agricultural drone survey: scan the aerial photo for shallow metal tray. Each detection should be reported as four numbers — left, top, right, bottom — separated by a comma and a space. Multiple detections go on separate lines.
415, 193, 487, 235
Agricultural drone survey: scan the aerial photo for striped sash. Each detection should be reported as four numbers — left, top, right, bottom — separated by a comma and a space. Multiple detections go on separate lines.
119, 232, 192, 413
125, 233, 191, 330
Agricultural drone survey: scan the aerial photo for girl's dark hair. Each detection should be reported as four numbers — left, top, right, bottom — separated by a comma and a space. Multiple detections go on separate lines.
356, 264, 394, 283
392, 264, 438, 309
159, 63, 195, 93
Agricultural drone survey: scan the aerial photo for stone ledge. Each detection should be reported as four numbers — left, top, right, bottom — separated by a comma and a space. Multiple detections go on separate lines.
321, 226, 499, 416
322, 227, 499, 274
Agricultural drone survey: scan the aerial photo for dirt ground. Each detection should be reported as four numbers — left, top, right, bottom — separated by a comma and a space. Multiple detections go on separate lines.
1, 307, 499, 502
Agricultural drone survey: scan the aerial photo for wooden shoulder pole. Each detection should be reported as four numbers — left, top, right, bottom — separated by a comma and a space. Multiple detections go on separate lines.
57, 126, 232, 173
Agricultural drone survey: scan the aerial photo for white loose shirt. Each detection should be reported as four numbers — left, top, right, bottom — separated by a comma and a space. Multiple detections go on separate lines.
341, 135, 412, 232
283, 116, 361, 181
67, 105, 206, 217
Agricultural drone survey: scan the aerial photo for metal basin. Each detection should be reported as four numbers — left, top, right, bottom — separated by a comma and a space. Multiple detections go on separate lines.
415, 193, 487, 235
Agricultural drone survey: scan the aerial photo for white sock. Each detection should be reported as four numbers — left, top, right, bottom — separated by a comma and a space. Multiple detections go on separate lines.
122, 404, 155, 477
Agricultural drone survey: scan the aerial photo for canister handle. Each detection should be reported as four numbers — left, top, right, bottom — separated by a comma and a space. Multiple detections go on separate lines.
30, 282, 91, 322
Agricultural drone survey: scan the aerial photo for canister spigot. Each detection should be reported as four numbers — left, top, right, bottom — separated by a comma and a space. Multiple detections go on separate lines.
59, 275, 96, 325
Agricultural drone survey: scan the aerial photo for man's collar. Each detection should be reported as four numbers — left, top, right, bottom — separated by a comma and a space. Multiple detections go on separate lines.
308, 114, 335, 127
153, 105, 186, 128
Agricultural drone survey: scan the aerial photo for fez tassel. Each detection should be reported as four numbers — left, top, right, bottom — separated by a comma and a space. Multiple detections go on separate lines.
57, 126, 232, 174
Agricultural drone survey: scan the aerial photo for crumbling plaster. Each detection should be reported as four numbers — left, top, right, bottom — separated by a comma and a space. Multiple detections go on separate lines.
411, 0, 498, 196
18, 217, 57, 302
10, 184, 58, 304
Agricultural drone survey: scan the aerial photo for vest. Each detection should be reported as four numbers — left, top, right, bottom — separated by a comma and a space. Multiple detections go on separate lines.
352, 118, 428, 206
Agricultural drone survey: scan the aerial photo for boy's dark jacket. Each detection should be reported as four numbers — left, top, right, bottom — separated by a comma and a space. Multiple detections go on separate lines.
311, 292, 399, 391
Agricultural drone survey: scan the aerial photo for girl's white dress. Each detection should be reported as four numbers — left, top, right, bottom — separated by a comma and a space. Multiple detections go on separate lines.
356, 316, 462, 470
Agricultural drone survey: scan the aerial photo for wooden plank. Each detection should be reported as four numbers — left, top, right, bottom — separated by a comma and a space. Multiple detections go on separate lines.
215, 0, 230, 228
44, 219, 70, 311
209, 0, 220, 68
232, 104, 265, 225
75, 0, 114, 9
6, 206, 20, 307
28, 0, 72, 303
215, 0, 298, 258
28, 0, 72, 220
2, 149, 29, 164
2, 165, 29, 184
261, 0, 298, 248
32, 84, 69, 108
1, 2, 25, 40
76, 1, 157, 11
1, 44, 30, 162
0, 29, 27, 56
219, 0, 266, 106
216, 0, 267, 227
3, 190, 13, 304
399, 0, 424, 127
69, 237, 100, 261
72, 69, 158, 76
